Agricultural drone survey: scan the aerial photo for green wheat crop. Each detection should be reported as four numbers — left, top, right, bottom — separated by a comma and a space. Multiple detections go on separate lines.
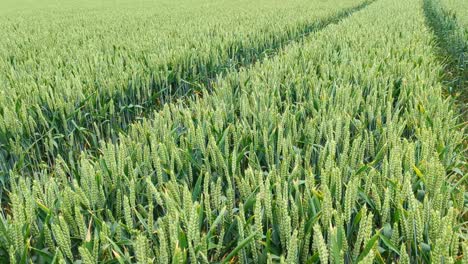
0, 0, 466, 262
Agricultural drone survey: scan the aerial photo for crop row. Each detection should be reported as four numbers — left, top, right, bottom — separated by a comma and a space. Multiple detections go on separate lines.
0, 0, 369, 177
1, 0, 465, 262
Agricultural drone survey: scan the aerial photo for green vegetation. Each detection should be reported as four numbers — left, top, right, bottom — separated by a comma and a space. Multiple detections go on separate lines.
0, 0, 466, 263
424, 0, 467, 101
0, 0, 368, 177
440, 0, 468, 29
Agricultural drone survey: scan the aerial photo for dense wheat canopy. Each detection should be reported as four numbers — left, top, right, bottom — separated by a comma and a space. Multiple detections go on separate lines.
0, 0, 367, 176
0, 0, 466, 263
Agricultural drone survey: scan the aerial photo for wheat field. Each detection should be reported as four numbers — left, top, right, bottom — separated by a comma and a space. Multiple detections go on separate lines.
0, 0, 466, 263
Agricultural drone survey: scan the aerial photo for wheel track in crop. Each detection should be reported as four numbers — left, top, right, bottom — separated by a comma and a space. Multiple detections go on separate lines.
423, 0, 467, 186
423, 0, 467, 120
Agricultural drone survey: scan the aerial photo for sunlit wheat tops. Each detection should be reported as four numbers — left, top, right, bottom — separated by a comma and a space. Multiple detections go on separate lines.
0, 0, 466, 262
0, 0, 368, 176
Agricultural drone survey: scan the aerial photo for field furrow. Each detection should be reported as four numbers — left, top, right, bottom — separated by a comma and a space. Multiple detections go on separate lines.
423, 0, 467, 118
